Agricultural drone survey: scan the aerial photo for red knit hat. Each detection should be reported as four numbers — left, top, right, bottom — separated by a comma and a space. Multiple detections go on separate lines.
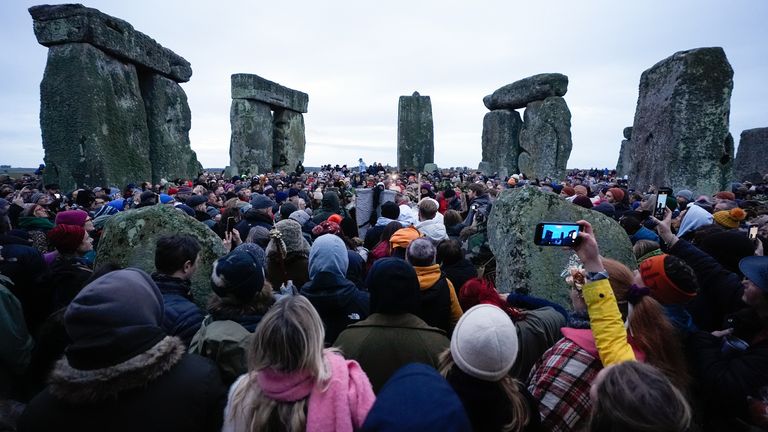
608, 187, 625, 202
48, 225, 86, 254
327, 214, 343, 225
714, 191, 735, 201
638, 255, 696, 305
54, 209, 88, 227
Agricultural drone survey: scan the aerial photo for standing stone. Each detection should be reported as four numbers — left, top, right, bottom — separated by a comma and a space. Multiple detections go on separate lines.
230, 100, 274, 177
487, 186, 636, 306
616, 126, 633, 176
140, 73, 202, 183
735, 128, 768, 183
481, 109, 522, 175
518, 96, 572, 180
40, 43, 151, 192
231, 74, 308, 113
95, 205, 227, 306
628, 47, 734, 196
477, 161, 492, 174
423, 163, 439, 173
272, 109, 306, 172
483, 73, 568, 110
397, 91, 434, 171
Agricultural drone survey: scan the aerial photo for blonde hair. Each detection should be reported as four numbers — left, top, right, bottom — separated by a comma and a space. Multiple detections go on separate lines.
438, 349, 529, 432
228, 296, 331, 431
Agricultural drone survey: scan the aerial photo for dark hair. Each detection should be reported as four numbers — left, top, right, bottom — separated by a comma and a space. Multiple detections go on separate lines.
444, 210, 462, 227
368, 184, 384, 227
340, 217, 359, 239
663, 255, 699, 295
468, 183, 486, 195
436, 239, 463, 265
154, 234, 201, 274
380, 221, 404, 244
619, 214, 642, 235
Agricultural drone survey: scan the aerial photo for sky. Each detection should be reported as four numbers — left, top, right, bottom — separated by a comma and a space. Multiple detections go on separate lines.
1, 0, 766, 170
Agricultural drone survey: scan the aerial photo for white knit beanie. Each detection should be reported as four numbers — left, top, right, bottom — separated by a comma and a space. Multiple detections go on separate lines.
450, 304, 519, 381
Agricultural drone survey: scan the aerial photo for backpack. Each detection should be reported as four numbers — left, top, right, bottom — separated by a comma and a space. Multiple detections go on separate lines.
189, 316, 252, 384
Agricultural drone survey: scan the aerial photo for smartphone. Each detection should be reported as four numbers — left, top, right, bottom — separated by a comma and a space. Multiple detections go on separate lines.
655, 192, 668, 219
749, 225, 759, 240
226, 216, 236, 233
534, 222, 583, 247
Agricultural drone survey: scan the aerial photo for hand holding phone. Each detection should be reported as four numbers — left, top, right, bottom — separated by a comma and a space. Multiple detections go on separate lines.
534, 222, 583, 247
654, 192, 668, 220
226, 216, 236, 233
749, 225, 759, 240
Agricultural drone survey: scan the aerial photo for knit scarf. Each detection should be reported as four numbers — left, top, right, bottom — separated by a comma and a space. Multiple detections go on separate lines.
18, 216, 54, 231
255, 350, 375, 432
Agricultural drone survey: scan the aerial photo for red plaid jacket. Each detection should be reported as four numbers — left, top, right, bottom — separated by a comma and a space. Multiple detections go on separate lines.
527, 338, 601, 432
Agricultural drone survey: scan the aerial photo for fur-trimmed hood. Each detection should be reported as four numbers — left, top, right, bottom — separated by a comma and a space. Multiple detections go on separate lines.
48, 336, 185, 403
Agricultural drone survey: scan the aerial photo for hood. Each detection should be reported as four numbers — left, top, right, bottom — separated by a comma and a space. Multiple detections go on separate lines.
416, 219, 448, 242
309, 234, 349, 278
375, 216, 404, 227
321, 191, 341, 211
361, 363, 471, 432
300, 272, 360, 309
414, 264, 442, 290
48, 336, 184, 403
677, 204, 713, 237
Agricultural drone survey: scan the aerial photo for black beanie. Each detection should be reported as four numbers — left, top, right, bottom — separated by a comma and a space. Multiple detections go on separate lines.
367, 258, 420, 315
381, 201, 400, 220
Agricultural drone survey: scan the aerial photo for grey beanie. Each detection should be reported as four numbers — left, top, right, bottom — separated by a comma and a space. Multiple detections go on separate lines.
450, 304, 518, 381
675, 189, 694, 201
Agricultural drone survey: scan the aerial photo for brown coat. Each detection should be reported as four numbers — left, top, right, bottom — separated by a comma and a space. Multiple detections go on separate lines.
266, 252, 309, 289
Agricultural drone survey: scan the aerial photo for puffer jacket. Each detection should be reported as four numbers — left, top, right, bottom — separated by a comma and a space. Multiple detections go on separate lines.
152, 274, 204, 346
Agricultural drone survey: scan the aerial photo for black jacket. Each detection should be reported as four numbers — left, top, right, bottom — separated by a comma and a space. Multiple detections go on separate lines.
442, 259, 477, 296
152, 274, 204, 346
300, 272, 369, 345
18, 337, 227, 432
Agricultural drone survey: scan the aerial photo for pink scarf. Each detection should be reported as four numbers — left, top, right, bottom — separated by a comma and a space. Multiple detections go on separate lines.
256, 350, 375, 432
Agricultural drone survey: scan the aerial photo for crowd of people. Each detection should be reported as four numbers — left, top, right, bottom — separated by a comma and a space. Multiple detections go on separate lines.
1, 161, 768, 431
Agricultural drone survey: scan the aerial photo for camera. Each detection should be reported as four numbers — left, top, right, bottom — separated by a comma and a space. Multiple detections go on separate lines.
534, 222, 583, 247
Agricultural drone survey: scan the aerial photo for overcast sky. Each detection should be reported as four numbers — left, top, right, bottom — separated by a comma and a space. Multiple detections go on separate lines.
1, 0, 766, 170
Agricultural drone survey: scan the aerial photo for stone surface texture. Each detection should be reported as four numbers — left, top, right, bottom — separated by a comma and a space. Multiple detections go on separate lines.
229, 99, 274, 176
482, 109, 522, 175
483, 73, 568, 110
627, 47, 734, 196
354, 188, 398, 238
272, 109, 306, 172
231, 74, 308, 113
95, 205, 227, 306
616, 126, 633, 176
40, 43, 152, 192
488, 186, 636, 306
735, 128, 768, 183
423, 163, 439, 173
140, 73, 202, 183
518, 96, 573, 180
30, 4, 191, 83
397, 92, 434, 171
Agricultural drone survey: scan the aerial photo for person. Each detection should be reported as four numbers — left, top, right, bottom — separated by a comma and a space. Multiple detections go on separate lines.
436, 239, 477, 297
17, 203, 53, 254
151, 234, 205, 346
235, 194, 275, 241
360, 363, 471, 432
312, 191, 347, 224
367, 221, 403, 268
190, 245, 275, 383
364, 202, 402, 251
222, 296, 375, 432
300, 234, 369, 345
415, 198, 448, 242
295, 160, 305, 175
406, 238, 463, 335
46, 224, 94, 310
461, 183, 492, 228
439, 304, 542, 432
334, 258, 449, 392
18, 269, 227, 432
187, 194, 215, 229
589, 361, 691, 432
265, 219, 311, 290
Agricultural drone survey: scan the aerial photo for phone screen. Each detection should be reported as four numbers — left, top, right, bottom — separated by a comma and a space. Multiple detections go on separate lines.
655, 193, 668, 219
535, 223, 582, 246
749, 225, 759, 240
226, 217, 236, 233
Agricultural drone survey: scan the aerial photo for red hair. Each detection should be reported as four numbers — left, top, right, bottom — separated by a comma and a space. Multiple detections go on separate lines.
459, 277, 525, 321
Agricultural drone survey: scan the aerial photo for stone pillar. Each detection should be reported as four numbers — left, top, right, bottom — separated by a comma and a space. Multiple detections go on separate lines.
140, 73, 202, 183
229, 100, 274, 177
615, 127, 632, 176
518, 96, 572, 180
481, 109, 522, 175
40, 43, 151, 191
397, 91, 434, 171
273, 109, 306, 172
628, 47, 734, 196
734, 128, 768, 183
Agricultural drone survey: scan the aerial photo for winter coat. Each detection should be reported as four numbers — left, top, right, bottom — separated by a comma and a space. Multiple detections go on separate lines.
0, 276, 33, 398
0, 234, 50, 334
48, 254, 92, 310
234, 210, 273, 243
266, 251, 310, 289
414, 264, 463, 334
312, 192, 348, 224
301, 235, 369, 345
18, 337, 227, 432
151, 274, 204, 346
509, 307, 565, 381
415, 218, 448, 242
334, 313, 449, 393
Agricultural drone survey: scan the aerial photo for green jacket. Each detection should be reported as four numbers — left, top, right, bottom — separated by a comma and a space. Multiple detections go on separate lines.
334, 313, 449, 393
0, 274, 34, 396
189, 316, 252, 384
510, 306, 565, 381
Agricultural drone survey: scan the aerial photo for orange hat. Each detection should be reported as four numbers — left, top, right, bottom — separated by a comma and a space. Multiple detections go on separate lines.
638, 255, 696, 305
389, 226, 422, 250
712, 207, 746, 229
327, 214, 343, 224
714, 191, 735, 201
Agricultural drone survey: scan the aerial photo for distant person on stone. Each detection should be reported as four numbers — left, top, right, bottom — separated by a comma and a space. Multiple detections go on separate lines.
415, 198, 448, 242
406, 238, 463, 335
152, 234, 205, 346
359, 158, 367, 174
334, 258, 450, 393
